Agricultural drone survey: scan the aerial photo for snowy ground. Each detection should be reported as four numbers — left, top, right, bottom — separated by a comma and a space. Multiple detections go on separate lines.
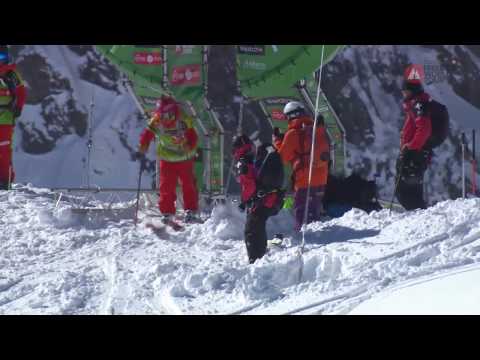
1, 185, 480, 315
349, 263, 480, 315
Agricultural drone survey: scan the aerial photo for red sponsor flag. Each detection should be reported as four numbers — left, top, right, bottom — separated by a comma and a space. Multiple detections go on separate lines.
271, 109, 287, 121
134, 52, 162, 65
170, 64, 201, 86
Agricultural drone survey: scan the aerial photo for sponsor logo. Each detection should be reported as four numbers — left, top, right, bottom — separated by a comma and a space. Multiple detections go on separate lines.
423, 63, 447, 84
271, 109, 287, 121
175, 45, 196, 55
404, 64, 425, 83
242, 60, 267, 71
237, 45, 266, 56
171, 64, 202, 86
264, 98, 295, 105
141, 96, 159, 107
134, 52, 162, 65
405, 63, 447, 85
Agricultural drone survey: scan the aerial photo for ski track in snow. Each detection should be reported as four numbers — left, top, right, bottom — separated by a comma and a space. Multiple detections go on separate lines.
1, 185, 480, 315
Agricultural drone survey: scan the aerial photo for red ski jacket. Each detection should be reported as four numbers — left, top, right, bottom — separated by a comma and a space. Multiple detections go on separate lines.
400, 92, 432, 151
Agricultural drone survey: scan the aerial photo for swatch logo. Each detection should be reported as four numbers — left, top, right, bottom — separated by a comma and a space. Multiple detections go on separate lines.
171, 64, 201, 86
134, 52, 162, 65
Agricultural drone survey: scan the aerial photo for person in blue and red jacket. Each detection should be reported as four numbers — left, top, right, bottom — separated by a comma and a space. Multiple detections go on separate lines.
0, 45, 27, 190
395, 78, 433, 210
232, 134, 285, 264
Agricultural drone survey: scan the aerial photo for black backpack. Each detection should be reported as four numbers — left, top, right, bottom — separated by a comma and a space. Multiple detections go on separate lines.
255, 143, 285, 192
324, 173, 382, 214
425, 99, 449, 149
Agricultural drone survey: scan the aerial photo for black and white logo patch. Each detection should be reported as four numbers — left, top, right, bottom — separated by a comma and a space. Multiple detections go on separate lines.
414, 102, 424, 116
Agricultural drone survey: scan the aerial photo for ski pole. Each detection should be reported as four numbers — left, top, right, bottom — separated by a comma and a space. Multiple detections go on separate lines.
134, 158, 145, 227
8, 164, 12, 191
389, 156, 403, 214
461, 133, 466, 199
472, 129, 477, 196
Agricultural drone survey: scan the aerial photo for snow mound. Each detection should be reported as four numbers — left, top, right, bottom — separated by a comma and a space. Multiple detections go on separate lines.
1, 186, 480, 314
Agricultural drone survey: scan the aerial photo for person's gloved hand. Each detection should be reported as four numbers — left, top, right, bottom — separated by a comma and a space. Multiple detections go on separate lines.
272, 127, 284, 142
236, 160, 248, 175
12, 106, 22, 118
136, 144, 149, 168
238, 202, 246, 212
135, 151, 146, 161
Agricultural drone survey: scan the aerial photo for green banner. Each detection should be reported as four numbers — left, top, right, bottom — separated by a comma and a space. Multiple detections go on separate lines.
236, 45, 344, 99
95, 45, 223, 195
305, 76, 346, 176
166, 45, 205, 103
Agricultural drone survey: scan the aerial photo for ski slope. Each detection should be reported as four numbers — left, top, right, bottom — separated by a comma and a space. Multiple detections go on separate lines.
349, 263, 480, 315
1, 185, 480, 315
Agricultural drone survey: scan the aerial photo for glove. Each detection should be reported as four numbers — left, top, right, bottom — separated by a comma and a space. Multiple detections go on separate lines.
135, 152, 147, 168
135, 151, 146, 161
238, 202, 246, 212
236, 160, 249, 175
12, 106, 22, 118
273, 127, 284, 142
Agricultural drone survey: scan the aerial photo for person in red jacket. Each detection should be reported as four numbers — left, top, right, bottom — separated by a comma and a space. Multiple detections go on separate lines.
232, 134, 285, 264
395, 78, 433, 210
137, 95, 200, 223
0, 45, 27, 190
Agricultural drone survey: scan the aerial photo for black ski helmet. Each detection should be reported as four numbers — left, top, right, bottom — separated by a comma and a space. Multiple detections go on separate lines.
232, 134, 253, 150
402, 79, 424, 96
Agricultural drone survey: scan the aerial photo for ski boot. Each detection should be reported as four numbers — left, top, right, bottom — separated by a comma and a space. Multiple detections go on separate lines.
184, 210, 203, 224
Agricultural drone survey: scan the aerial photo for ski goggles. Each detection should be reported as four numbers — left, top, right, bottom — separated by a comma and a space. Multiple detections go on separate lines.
0, 53, 8, 62
160, 111, 176, 122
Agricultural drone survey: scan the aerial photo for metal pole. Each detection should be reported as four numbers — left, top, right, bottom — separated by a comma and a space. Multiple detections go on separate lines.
134, 160, 145, 227
461, 132, 466, 199
298, 45, 325, 284
86, 86, 95, 190
225, 96, 245, 197
472, 129, 477, 196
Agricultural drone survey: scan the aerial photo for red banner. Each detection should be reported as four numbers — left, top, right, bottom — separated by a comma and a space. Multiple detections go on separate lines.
170, 64, 201, 86
271, 109, 287, 121
133, 52, 162, 65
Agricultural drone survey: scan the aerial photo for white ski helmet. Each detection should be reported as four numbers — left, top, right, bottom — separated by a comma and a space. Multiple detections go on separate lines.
283, 101, 306, 120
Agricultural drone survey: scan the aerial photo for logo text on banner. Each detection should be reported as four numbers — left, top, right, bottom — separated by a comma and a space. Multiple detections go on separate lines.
237, 45, 266, 56
134, 52, 162, 65
171, 64, 202, 86
271, 109, 287, 121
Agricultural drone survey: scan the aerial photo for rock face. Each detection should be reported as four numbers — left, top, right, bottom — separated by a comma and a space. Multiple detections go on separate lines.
9, 45, 480, 201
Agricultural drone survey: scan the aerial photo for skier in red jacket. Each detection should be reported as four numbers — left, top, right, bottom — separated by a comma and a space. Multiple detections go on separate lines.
395, 78, 433, 210
0, 45, 27, 190
137, 95, 200, 223
232, 134, 285, 264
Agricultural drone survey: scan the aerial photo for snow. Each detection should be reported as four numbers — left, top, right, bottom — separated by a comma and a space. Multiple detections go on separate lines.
2, 185, 480, 315
349, 263, 480, 315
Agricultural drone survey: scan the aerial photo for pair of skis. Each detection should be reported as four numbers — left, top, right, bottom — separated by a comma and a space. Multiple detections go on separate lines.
144, 213, 205, 232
